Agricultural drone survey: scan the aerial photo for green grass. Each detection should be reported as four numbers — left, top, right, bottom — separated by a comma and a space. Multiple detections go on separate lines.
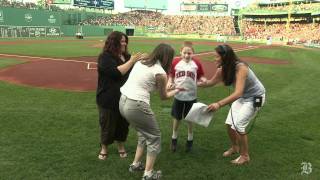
0, 38, 319, 179
0, 36, 237, 57
0, 58, 26, 68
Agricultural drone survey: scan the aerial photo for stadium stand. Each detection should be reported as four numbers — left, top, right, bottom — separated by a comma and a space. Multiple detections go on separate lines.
81, 10, 236, 36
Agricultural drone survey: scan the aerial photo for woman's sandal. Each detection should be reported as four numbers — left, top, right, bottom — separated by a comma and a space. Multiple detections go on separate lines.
118, 151, 128, 159
98, 152, 108, 160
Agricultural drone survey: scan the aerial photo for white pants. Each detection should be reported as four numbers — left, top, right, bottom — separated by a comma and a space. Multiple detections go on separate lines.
225, 94, 265, 133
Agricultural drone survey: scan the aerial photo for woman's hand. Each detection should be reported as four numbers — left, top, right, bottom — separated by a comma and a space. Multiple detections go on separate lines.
140, 53, 149, 59
129, 52, 144, 63
197, 79, 207, 87
175, 87, 187, 92
166, 82, 175, 90
206, 102, 221, 112
170, 87, 187, 96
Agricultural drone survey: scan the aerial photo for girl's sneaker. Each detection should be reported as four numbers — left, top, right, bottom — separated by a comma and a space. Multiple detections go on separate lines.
142, 170, 162, 180
129, 162, 145, 172
171, 138, 178, 152
186, 140, 193, 152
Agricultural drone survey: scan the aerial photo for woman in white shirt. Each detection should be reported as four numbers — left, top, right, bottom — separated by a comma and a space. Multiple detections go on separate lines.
119, 43, 183, 180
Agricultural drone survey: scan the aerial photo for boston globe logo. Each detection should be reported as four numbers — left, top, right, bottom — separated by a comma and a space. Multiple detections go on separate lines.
49, 28, 57, 34
48, 15, 56, 24
25, 13, 32, 23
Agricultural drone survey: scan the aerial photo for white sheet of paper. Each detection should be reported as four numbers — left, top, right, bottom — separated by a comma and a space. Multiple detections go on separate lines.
184, 102, 214, 127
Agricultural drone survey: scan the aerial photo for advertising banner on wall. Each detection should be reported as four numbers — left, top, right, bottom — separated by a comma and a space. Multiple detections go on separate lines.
181, 3, 228, 12
180, 4, 197, 11
52, 0, 71, 4
73, 0, 114, 9
0, 26, 60, 38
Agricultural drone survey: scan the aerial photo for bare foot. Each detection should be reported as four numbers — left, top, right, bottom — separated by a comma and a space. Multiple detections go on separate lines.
231, 155, 250, 165
117, 143, 127, 159
222, 147, 239, 157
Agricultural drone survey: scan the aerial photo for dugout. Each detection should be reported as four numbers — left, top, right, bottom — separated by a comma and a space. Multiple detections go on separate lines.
126, 28, 134, 36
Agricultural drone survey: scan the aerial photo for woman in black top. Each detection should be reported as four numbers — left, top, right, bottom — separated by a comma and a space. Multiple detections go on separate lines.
96, 31, 142, 160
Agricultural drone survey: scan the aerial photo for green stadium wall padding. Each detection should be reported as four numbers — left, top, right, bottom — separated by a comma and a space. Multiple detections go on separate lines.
60, 25, 114, 36
0, 7, 62, 26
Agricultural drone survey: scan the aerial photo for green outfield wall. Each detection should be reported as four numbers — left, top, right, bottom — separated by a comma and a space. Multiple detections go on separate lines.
0, 7, 61, 26
61, 25, 113, 36
0, 7, 127, 38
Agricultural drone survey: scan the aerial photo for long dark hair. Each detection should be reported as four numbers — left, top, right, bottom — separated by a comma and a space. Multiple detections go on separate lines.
142, 43, 175, 73
101, 31, 129, 59
215, 44, 241, 86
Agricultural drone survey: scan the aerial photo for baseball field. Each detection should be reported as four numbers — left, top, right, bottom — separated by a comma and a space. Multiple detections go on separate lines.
0, 37, 319, 179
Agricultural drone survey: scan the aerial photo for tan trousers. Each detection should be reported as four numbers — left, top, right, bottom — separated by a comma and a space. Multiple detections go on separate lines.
119, 95, 161, 156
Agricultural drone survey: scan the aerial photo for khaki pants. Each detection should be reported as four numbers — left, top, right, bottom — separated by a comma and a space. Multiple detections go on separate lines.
119, 95, 161, 156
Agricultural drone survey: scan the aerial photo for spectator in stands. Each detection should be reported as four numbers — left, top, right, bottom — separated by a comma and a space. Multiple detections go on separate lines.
81, 11, 236, 36
96, 31, 143, 160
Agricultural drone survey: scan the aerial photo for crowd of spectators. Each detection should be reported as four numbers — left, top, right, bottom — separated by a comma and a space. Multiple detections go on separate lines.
82, 10, 236, 35
2, 0, 319, 43
182, 0, 226, 3
243, 20, 320, 43
0, 0, 63, 11
1, 0, 41, 9
245, 2, 320, 13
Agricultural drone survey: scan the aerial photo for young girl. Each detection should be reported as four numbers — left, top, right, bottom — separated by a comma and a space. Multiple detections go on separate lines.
202, 44, 266, 165
167, 41, 207, 152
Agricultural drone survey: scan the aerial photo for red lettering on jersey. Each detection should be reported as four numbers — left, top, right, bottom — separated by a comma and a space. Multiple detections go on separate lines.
186, 71, 195, 80
176, 71, 185, 78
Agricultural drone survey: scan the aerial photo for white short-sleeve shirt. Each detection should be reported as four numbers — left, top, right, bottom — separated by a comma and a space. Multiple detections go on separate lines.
120, 61, 166, 105
170, 57, 204, 101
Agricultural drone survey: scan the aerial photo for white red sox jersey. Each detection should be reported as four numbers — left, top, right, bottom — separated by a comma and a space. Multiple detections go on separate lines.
169, 57, 204, 101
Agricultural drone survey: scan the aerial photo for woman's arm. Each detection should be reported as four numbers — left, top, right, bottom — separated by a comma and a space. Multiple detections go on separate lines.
156, 74, 180, 100
196, 76, 207, 86
166, 75, 175, 90
117, 52, 144, 75
207, 64, 248, 112
198, 68, 223, 87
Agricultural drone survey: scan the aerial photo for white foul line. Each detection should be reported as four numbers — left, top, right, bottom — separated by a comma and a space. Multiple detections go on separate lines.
194, 46, 258, 56
0, 46, 258, 71
0, 53, 94, 64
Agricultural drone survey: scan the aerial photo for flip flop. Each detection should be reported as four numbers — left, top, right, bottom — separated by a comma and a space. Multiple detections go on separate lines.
118, 151, 128, 159
98, 152, 108, 160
